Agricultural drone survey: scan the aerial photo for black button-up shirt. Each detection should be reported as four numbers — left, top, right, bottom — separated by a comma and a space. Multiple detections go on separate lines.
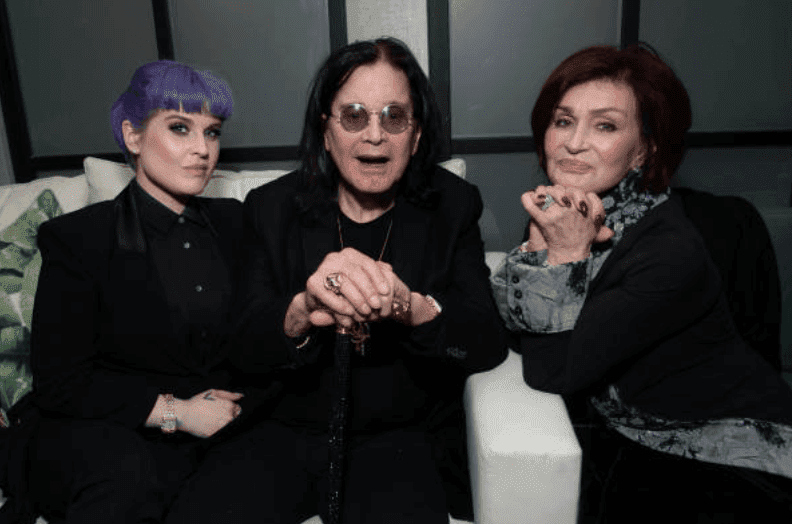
132, 181, 230, 367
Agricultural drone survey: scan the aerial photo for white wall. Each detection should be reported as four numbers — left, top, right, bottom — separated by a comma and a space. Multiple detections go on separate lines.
346, 0, 429, 76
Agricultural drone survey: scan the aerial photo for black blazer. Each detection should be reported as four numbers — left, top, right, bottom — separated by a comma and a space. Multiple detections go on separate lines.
519, 198, 792, 425
233, 166, 507, 377
31, 184, 245, 429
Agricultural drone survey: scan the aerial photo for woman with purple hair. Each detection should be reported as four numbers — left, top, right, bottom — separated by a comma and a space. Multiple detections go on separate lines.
20, 60, 256, 523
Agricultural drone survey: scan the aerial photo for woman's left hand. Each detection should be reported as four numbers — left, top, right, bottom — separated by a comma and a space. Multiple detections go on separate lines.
522, 185, 613, 265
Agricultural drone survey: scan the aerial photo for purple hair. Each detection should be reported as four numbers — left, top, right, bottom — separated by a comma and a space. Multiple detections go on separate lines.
110, 60, 233, 159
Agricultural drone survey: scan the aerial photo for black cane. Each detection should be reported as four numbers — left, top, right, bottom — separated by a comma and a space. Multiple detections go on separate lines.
326, 327, 353, 524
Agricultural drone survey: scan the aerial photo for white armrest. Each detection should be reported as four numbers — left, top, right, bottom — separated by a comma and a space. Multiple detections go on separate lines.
464, 349, 581, 524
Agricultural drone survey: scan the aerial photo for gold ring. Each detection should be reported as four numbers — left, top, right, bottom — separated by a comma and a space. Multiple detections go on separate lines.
391, 297, 411, 325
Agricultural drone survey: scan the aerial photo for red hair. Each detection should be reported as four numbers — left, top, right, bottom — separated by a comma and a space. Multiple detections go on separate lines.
531, 44, 692, 193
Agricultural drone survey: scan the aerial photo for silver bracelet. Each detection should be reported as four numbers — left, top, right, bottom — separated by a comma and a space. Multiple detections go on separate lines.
293, 334, 311, 350
424, 294, 442, 314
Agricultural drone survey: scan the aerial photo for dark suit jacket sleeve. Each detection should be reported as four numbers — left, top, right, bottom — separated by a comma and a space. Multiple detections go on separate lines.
230, 186, 309, 372
406, 184, 507, 373
31, 218, 160, 427
520, 207, 720, 394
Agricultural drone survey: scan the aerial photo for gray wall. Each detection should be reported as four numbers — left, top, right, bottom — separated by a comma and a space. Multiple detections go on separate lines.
4, 0, 791, 255
6, 0, 158, 156
168, 0, 330, 147
641, 0, 792, 132
448, 0, 791, 253
4, 0, 330, 158
450, 0, 620, 138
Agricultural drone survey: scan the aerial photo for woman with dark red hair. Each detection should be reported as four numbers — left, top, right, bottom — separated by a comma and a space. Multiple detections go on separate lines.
492, 44, 792, 522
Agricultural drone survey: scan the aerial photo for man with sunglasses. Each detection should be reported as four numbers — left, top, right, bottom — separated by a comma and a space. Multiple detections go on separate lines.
165, 37, 506, 524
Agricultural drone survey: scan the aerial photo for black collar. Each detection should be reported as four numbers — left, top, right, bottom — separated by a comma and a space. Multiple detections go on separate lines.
131, 179, 217, 237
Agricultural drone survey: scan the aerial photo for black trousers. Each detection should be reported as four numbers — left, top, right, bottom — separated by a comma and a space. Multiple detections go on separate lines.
27, 417, 259, 524
164, 421, 449, 524
576, 423, 792, 524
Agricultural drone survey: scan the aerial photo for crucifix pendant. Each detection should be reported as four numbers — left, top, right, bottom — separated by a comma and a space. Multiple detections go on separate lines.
350, 322, 371, 356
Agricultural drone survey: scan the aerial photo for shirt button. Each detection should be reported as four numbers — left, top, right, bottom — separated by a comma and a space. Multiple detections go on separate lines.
195, 284, 204, 292
511, 275, 519, 284
183, 241, 191, 249
513, 305, 522, 315
178, 217, 185, 224
514, 290, 522, 299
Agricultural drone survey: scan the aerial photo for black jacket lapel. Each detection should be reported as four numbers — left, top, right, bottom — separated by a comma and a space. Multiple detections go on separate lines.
109, 185, 191, 371
302, 210, 338, 280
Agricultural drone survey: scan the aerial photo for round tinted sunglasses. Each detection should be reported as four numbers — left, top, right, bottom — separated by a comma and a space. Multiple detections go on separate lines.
329, 103, 414, 134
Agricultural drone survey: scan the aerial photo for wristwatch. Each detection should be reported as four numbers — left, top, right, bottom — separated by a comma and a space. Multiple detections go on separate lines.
161, 393, 177, 434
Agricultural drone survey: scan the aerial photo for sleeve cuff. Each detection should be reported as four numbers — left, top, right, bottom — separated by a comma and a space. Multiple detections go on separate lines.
491, 246, 591, 333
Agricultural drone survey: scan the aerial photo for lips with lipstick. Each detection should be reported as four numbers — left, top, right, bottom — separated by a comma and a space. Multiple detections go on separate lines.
556, 158, 593, 174
184, 164, 210, 174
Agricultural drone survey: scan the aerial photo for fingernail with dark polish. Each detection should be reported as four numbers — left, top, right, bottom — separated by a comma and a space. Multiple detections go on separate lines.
561, 196, 572, 207
579, 202, 588, 217
595, 215, 605, 227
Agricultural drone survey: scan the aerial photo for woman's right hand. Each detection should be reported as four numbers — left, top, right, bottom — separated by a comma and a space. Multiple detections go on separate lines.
522, 185, 613, 265
176, 389, 243, 438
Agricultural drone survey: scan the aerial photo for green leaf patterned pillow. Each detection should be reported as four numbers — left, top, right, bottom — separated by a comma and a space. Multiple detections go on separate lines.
0, 189, 61, 425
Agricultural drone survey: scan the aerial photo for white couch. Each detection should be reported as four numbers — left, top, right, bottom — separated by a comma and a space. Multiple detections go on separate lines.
0, 157, 581, 524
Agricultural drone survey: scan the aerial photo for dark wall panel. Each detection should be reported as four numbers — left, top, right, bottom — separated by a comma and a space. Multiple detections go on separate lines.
6, 0, 159, 156
168, 0, 331, 148
449, 0, 619, 139
640, 0, 792, 132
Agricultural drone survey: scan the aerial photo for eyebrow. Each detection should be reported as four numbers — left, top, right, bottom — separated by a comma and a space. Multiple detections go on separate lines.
164, 114, 222, 127
556, 106, 628, 116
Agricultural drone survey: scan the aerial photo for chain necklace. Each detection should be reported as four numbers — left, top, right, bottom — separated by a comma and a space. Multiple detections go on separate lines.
336, 212, 393, 355
336, 213, 393, 261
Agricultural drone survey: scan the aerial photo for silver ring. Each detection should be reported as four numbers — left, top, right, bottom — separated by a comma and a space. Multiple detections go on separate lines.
324, 272, 344, 295
541, 194, 556, 211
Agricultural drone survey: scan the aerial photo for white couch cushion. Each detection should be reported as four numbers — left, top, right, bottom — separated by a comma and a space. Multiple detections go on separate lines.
83, 156, 134, 204
440, 158, 466, 179
465, 349, 581, 524
203, 170, 291, 201
83, 156, 240, 203
0, 176, 88, 230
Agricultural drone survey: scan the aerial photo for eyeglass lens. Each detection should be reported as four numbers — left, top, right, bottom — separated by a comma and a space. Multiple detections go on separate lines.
339, 104, 411, 134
